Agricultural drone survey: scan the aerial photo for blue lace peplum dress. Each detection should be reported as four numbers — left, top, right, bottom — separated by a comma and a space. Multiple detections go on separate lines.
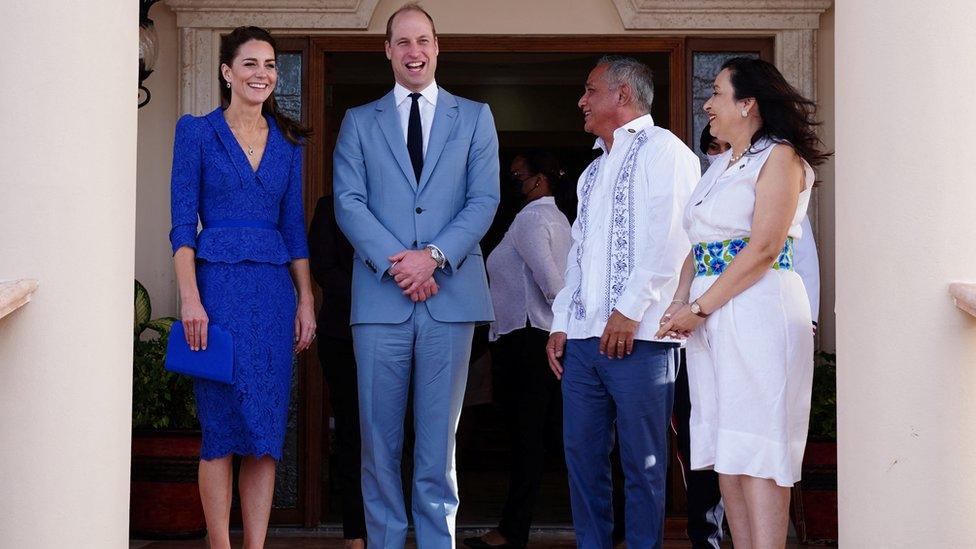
169, 107, 309, 460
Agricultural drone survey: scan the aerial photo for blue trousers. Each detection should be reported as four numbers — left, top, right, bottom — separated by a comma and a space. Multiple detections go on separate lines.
352, 305, 474, 549
562, 338, 678, 549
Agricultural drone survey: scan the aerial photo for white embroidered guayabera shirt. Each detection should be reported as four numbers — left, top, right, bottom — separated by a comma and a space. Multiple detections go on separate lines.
550, 114, 701, 342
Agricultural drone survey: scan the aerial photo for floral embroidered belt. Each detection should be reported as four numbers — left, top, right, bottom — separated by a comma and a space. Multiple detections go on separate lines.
693, 237, 794, 277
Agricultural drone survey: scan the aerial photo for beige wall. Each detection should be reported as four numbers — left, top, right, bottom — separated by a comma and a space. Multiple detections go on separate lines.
372, 0, 626, 34
138, 2, 181, 316
0, 1, 137, 546
835, 1, 976, 546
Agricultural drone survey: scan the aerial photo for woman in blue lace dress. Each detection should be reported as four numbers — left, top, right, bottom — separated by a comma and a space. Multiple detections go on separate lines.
169, 26, 315, 548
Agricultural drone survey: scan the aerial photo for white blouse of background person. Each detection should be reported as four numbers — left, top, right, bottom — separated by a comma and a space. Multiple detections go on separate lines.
704, 152, 820, 322
487, 196, 572, 341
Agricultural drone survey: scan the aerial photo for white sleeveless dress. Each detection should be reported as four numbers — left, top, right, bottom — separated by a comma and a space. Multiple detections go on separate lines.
683, 138, 814, 487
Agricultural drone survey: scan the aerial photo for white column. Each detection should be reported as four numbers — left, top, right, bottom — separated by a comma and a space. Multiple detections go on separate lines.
836, 1, 976, 546
0, 1, 136, 546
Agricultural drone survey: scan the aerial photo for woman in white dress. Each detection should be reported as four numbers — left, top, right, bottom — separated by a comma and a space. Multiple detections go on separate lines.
656, 57, 830, 548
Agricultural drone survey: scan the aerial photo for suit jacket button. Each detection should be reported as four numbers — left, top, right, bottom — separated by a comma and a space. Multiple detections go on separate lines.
415, 207, 423, 214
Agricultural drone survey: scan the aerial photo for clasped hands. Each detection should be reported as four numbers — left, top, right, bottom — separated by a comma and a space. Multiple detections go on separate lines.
654, 300, 705, 340
389, 249, 439, 302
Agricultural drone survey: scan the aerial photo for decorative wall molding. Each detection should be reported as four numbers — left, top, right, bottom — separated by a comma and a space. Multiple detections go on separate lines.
168, 0, 832, 123
0, 279, 39, 321
166, 0, 380, 29
611, 0, 831, 30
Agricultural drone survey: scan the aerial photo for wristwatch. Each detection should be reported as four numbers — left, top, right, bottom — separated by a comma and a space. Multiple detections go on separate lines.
426, 244, 447, 269
690, 300, 708, 318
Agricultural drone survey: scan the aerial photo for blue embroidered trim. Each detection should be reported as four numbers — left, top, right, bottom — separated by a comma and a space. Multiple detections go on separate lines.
692, 236, 794, 277
603, 131, 648, 320
570, 157, 602, 321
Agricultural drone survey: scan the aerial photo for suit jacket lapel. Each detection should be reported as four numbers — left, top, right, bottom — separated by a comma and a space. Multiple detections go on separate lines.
375, 91, 418, 189
418, 88, 458, 191
206, 107, 256, 188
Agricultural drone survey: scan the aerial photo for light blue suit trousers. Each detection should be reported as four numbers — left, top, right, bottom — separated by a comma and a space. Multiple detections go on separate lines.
353, 306, 473, 548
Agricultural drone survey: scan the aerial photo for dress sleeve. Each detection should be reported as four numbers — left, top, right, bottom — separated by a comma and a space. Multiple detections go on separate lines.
280, 144, 310, 260
169, 115, 202, 254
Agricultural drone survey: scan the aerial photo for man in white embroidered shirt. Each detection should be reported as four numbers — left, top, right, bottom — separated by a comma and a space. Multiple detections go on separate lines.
546, 56, 700, 548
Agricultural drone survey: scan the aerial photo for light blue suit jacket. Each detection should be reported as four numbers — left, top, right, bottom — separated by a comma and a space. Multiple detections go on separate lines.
333, 88, 500, 325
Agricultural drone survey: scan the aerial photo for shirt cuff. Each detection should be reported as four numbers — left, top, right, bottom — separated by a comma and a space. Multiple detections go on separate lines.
612, 295, 648, 323
550, 313, 568, 334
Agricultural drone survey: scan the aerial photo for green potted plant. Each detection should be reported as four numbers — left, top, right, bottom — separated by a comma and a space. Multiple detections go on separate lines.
130, 280, 205, 539
793, 351, 837, 543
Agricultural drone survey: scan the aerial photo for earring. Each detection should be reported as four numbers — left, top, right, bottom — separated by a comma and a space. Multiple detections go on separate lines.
226, 81, 231, 88
740, 109, 748, 118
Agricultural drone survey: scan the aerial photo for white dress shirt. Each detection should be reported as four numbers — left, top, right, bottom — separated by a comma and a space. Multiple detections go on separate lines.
487, 197, 572, 341
393, 81, 437, 156
550, 114, 701, 342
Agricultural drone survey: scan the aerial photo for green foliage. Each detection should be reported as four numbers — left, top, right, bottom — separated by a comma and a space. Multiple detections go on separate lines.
132, 280, 197, 430
808, 351, 836, 441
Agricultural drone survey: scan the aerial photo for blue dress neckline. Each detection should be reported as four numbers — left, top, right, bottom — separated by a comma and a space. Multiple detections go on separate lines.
205, 107, 285, 188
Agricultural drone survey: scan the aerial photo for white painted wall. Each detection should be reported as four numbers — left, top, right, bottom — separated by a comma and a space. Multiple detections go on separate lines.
0, 1, 136, 545
835, 1, 976, 545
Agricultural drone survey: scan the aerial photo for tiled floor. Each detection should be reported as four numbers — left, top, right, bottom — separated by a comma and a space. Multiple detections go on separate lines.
131, 529, 829, 548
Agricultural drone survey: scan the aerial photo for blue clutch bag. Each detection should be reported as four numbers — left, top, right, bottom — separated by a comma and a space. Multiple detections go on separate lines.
165, 321, 235, 384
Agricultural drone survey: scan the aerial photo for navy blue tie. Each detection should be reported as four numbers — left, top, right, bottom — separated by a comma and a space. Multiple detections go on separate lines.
407, 92, 423, 183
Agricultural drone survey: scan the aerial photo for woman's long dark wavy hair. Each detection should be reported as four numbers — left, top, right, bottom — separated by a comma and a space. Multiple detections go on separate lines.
219, 26, 311, 145
722, 57, 831, 166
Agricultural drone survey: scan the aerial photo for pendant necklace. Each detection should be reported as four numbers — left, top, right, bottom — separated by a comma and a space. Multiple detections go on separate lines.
230, 126, 256, 156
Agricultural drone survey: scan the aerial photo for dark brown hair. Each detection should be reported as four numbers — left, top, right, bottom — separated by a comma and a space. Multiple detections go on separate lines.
219, 26, 310, 145
385, 3, 437, 42
721, 57, 831, 166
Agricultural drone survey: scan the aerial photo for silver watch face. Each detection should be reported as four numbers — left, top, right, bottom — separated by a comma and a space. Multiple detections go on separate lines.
691, 302, 701, 314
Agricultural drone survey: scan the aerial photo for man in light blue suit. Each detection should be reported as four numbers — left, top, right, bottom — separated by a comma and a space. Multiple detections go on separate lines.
332, 4, 499, 548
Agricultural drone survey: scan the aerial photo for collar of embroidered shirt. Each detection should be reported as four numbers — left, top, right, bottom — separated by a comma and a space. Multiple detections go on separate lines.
592, 113, 654, 154
394, 80, 439, 108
